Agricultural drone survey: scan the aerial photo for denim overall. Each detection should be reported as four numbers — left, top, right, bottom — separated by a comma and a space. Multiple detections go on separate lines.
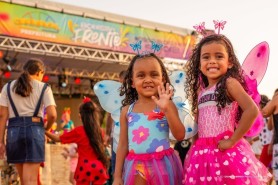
6, 81, 48, 163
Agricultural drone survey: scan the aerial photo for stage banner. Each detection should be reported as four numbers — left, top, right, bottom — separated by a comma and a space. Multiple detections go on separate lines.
0, 2, 196, 59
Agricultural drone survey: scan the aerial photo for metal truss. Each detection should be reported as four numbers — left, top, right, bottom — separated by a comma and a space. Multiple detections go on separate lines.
0, 35, 135, 63
2, 61, 121, 80
0, 35, 186, 80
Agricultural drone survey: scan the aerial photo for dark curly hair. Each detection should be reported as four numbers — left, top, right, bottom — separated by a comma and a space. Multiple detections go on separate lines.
260, 94, 270, 109
79, 100, 109, 168
120, 53, 171, 106
185, 34, 247, 118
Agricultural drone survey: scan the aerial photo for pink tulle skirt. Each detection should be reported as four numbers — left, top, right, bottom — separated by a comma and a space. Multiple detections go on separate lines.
184, 131, 272, 185
123, 148, 183, 185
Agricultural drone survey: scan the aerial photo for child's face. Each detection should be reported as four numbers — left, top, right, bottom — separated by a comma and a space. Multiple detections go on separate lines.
62, 112, 70, 122
132, 57, 164, 99
200, 42, 233, 86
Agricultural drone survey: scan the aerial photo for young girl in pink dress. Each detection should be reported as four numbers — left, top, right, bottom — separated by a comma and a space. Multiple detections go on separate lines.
184, 34, 272, 184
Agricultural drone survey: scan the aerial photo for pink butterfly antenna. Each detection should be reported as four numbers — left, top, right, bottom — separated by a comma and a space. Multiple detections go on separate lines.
193, 21, 225, 37
193, 22, 206, 36
213, 20, 227, 34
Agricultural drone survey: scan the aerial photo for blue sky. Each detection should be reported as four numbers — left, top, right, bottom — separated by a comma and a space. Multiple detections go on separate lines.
50, 0, 278, 98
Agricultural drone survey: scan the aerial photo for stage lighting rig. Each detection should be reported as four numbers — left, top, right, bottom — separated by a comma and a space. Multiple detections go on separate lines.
2, 51, 17, 71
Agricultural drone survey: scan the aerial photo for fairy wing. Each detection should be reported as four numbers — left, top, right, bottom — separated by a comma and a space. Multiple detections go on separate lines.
169, 102, 198, 140
169, 70, 198, 140
93, 80, 124, 123
241, 41, 270, 137
242, 41, 269, 84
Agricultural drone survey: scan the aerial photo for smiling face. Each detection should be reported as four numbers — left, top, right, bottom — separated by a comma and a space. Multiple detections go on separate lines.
200, 42, 233, 86
132, 57, 164, 100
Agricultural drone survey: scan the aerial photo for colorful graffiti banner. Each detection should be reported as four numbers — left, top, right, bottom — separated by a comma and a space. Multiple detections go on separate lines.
0, 2, 196, 59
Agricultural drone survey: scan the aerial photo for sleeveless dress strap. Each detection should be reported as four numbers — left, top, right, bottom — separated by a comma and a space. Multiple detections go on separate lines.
127, 102, 160, 113
154, 104, 160, 112
127, 102, 135, 113
7, 81, 19, 117
33, 83, 48, 117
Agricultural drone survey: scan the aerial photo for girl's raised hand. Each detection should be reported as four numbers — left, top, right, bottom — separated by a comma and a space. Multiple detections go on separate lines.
152, 83, 173, 113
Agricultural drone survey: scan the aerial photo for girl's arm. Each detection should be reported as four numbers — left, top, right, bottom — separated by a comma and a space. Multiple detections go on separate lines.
267, 116, 274, 130
262, 96, 278, 117
267, 117, 275, 155
152, 83, 185, 141
113, 106, 129, 185
164, 102, 185, 141
45, 130, 61, 142
45, 105, 57, 131
0, 106, 8, 159
219, 78, 259, 149
268, 125, 275, 155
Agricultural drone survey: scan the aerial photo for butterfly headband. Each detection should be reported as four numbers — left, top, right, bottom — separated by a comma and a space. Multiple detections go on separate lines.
193, 20, 227, 37
129, 40, 163, 56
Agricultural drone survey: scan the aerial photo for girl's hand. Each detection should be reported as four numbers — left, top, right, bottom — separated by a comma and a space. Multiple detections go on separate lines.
112, 177, 124, 185
152, 83, 174, 113
218, 139, 235, 151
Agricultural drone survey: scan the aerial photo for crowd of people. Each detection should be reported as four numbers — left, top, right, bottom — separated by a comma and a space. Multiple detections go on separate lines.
0, 33, 277, 185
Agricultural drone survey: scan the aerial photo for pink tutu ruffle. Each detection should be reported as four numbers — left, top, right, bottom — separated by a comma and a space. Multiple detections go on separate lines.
184, 131, 272, 185
123, 148, 183, 185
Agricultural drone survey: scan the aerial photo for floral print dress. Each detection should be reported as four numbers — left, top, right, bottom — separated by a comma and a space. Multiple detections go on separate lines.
122, 102, 183, 185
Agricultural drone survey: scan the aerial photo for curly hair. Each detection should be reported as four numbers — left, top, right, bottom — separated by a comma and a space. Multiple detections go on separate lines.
120, 53, 171, 106
185, 34, 247, 118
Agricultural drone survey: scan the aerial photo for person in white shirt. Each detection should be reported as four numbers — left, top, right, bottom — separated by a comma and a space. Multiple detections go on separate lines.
0, 58, 57, 185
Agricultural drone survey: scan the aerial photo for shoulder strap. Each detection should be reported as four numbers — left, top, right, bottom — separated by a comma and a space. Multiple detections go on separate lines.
154, 104, 160, 112
7, 81, 19, 117
127, 102, 135, 113
33, 83, 48, 117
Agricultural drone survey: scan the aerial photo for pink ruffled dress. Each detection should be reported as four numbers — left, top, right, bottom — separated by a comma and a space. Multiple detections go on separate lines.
184, 86, 272, 185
